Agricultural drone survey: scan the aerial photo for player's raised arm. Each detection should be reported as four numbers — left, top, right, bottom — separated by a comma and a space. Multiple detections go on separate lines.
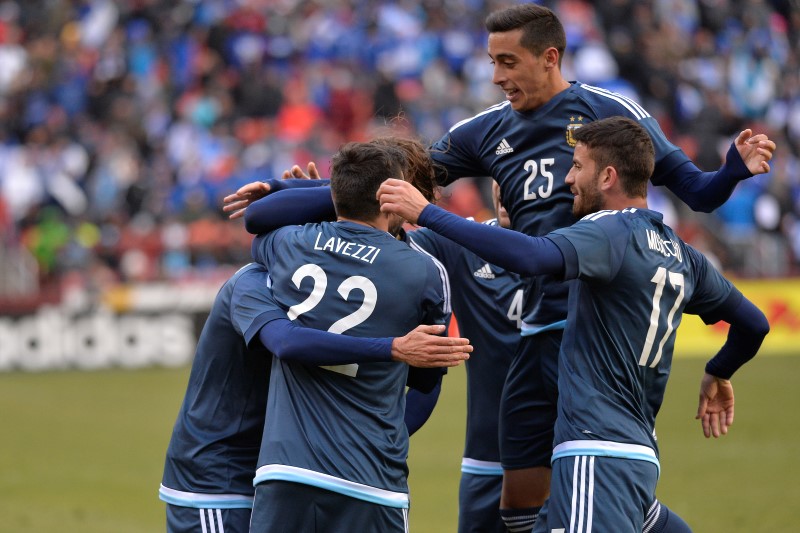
223, 181, 272, 219
379, 178, 564, 277
377, 177, 431, 224
734, 129, 776, 175
222, 161, 324, 219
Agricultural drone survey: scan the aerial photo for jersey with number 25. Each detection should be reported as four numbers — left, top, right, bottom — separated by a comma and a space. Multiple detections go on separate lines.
431, 82, 694, 334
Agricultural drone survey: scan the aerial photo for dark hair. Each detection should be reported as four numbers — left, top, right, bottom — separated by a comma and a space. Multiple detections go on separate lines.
572, 116, 655, 198
371, 136, 439, 203
485, 4, 566, 65
330, 142, 405, 220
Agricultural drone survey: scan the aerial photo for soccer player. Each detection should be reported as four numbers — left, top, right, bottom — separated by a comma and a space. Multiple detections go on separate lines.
424, 4, 775, 530
159, 261, 469, 533
248, 142, 453, 532
407, 181, 523, 533
241, 171, 522, 533
377, 115, 770, 532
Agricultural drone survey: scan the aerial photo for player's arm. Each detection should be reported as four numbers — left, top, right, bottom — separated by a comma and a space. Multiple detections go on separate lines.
404, 369, 444, 436
655, 129, 775, 213
379, 179, 564, 277
222, 168, 328, 219
257, 320, 471, 368
695, 288, 769, 438
244, 186, 336, 234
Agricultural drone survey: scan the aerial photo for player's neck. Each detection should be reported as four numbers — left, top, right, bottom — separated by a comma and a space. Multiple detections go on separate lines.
337, 215, 390, 233
604, 196, 648, 212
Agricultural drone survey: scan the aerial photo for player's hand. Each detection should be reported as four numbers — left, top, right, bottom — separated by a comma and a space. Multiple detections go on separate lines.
222, 181, 271, 220
391, 324, 471, 368
378, 178, 431, 224
281, 162, 321, 180
735, 129, 776, 175
696, 373, 735, 438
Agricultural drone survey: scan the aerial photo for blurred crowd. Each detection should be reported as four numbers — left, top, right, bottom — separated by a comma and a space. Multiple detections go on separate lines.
0, 0, 798, 305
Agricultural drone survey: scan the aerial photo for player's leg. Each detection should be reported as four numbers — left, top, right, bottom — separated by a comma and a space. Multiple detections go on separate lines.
645, 500, 693, 533
166, 503, 251, 533
250, 480, 408, 533
498, 331, 561, 532
534, 456, 657, 533
458, 472, 505, 533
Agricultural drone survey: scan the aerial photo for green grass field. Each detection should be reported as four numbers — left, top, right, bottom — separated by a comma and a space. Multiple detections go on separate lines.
1, 354, 797, 532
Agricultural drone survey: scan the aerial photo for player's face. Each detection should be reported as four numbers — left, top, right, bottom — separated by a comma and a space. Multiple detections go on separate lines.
566, 143, 604, 218
492, 181, 511, 228
488, 29, 550, 112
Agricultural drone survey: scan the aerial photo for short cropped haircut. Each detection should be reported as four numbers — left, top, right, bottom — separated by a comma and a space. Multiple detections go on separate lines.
330, 142, 405, 221
371, 136, 440, 204
485, 4, 566, 66
572, 116, 655, 198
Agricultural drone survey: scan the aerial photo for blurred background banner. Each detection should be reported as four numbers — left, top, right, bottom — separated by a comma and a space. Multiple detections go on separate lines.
676, 278, 800, 356
1, 277, 798, 372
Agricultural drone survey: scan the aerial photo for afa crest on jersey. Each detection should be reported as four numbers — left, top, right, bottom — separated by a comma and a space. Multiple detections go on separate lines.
566, 116, 586, 147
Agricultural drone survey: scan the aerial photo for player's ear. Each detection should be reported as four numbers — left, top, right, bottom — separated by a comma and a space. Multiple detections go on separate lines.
600, 166, 617, 191
543, 47, 560, 69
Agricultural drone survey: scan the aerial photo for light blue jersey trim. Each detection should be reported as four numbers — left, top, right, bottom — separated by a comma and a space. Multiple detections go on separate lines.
520, 319, 566, 336
461, 458, 503, 476
551, 440, 661, 477
253, 465, 409, 509
158, 484, 254, 509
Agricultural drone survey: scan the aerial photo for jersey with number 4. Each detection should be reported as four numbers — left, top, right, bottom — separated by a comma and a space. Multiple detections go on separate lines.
250, 221, 450, 507
431, 82, 694, 334
546, 208, 733, 466
407, 221, 524, 472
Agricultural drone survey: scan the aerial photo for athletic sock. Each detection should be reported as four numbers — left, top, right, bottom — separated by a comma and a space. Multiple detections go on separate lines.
499, 506, 540, 533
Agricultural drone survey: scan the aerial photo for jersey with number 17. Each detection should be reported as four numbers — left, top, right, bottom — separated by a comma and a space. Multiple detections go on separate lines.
547, 208, 734, 457
431, 82, 693, 334
250, 221, 450, 500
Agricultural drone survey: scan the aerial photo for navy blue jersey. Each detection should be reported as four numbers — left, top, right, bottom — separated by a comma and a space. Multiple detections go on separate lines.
407, 221, 524, 473
161, 263, 285, 508
251, 221, 450, 508
432, 82, 697, 334
547, 209, 733, 468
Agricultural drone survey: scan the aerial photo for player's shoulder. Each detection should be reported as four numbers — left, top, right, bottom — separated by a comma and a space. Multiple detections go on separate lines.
448, 101, 512, 133
227, 262, 265, 286
577, 208, 641, 226
573, 82, 652, 121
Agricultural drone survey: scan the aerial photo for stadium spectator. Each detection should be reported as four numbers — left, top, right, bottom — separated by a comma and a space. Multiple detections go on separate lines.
378, 115, 770, 532
0, 0, 798, 301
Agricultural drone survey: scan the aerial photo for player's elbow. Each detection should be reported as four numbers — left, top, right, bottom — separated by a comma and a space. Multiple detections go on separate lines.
752, 311, 770, 340
243, 210, 261, 234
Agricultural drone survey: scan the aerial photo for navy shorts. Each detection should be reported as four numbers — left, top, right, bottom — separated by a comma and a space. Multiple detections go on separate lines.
534, 456, 658, 533
250, 480, 408, 533
166, 504, 251, 533
499, 330, 561, 470
458, 472, 505, 533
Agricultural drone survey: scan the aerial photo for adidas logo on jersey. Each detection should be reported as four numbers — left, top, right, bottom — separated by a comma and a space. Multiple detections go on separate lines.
473, 263, 495, 279
495, 138, 514, 155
